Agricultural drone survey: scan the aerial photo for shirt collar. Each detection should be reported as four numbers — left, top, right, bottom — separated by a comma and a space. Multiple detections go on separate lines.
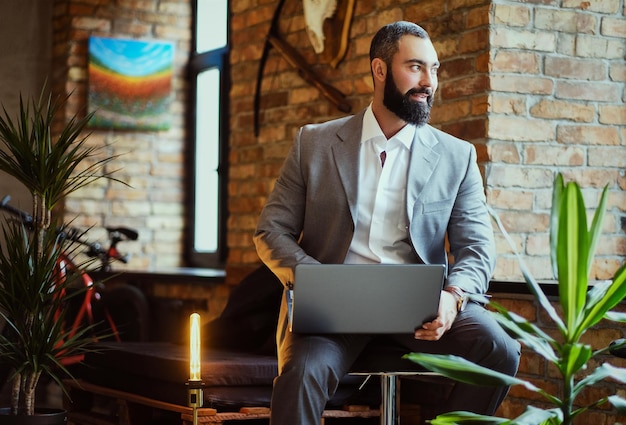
361, 104, 415, 151
361, 105, 385, 144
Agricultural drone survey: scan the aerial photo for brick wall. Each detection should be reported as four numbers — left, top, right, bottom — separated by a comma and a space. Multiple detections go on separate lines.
491, 292, 626, 424
48, 0, 626, 422
487, 0, 626, 282
229, 0, 495, 278
230, 0, 625, 283
52, 0, 192, 272
229, 2, 625, 421
50, 0, 624, 283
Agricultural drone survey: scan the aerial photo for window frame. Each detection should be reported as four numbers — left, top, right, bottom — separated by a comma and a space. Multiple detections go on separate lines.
187, 2, 230, 268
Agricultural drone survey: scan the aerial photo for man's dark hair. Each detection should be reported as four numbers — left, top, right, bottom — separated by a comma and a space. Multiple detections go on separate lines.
369, 21, 430, 66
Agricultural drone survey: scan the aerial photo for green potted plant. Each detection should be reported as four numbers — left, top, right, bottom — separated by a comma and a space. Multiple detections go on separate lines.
0, 88, 119, 422
405, 173, 626, 424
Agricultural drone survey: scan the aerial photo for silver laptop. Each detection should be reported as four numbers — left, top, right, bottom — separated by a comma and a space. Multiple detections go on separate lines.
290, 263, 445, 334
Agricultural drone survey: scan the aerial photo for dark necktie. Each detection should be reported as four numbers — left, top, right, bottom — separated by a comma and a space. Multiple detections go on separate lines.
380, 151, 386, 168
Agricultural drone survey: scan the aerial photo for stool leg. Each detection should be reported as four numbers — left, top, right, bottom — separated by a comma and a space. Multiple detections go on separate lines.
380, 374, 400, 425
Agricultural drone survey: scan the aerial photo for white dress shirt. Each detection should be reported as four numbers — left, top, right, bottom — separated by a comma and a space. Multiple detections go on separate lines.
344, 105, 415, 264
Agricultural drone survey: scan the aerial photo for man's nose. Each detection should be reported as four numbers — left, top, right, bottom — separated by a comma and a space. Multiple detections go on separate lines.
420, 71, 434, 88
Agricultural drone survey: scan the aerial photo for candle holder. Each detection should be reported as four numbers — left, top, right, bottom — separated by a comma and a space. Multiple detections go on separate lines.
186, 379, 204, 425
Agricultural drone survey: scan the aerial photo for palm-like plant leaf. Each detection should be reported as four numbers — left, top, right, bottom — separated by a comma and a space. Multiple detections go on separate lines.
488, 205, 565, 334
573, 363, 626, 396
608, 395, 626, 415
403, 353, 539, 391
559, 343, 592, 379
605, 310, 626, 322
490, 309, 559, 363
428, 407, 563, 425
0, 87, 124, 415
549, 174, 564, 279
585, 280, 614, 310
408, 174, 625, 425
577, 263, 626, 338
0, 90, 123, 215
556, 182, 589, 339
511, 406, 563, 425
426, 411, 510, 424
586, 184, 608, 273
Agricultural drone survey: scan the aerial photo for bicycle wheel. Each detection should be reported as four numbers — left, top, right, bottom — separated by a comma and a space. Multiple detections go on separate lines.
94, 284, 150, 342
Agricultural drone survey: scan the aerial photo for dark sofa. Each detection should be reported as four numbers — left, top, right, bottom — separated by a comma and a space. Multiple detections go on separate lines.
77, 265, 451, 419
78, 266, 382, 410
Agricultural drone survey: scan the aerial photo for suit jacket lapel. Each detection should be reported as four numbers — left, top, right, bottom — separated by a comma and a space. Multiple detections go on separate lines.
407, 125, 441, 217
333, 111, 364, 225
330, 115, 441, 226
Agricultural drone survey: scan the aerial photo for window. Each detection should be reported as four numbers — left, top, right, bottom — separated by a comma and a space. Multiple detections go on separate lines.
188, 0, 229, 267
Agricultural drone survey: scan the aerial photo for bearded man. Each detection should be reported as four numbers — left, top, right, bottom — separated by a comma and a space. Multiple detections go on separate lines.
254, 21, 521, 425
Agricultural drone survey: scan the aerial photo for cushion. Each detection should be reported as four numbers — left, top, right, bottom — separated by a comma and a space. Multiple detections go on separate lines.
79, 342, 375, 409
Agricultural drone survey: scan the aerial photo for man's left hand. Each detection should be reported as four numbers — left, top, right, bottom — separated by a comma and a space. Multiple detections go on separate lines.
414, 290, 457, 341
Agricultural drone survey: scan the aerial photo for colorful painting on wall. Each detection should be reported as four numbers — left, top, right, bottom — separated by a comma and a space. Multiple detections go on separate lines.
88, 36, 175, 131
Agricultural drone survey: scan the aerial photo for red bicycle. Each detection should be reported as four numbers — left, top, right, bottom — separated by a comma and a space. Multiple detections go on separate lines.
0, 195, 150, 359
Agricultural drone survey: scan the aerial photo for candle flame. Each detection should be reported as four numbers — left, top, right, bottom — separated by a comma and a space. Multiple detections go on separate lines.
190, 313, 201, 381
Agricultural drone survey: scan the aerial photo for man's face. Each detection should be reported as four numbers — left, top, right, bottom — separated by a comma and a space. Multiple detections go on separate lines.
382, 36, 439, 126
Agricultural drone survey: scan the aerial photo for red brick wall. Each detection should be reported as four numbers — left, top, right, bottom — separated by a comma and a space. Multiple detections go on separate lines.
52, 0, 192, 272
492, 292, 626, 424
50, 1, 624, 284
229, 0, 494, 279
230, 0, 625, 284
49, 1, 625, 422
228, 3, 626, 421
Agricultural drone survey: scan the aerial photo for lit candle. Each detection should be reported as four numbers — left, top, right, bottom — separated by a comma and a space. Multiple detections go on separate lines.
189, 313, 201, 381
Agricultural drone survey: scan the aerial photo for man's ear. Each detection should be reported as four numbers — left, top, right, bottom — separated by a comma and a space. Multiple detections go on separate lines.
371, 58, 387, 83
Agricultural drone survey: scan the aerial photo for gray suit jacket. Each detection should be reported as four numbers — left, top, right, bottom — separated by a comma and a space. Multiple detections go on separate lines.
254, 110, 495, 295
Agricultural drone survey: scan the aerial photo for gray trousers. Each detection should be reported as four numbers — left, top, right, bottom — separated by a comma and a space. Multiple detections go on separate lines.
270, 291, 521, 425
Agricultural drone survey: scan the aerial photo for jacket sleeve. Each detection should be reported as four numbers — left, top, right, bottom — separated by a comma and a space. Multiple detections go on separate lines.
253, 127, 319, 287
445, 144, 495, 296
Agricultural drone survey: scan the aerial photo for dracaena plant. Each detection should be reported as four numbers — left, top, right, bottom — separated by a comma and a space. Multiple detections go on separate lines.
405, 173, 626, 425
0, 87, 120, 416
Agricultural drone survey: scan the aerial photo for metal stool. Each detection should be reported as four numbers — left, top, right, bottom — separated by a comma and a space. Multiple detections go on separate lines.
350, 343, 447, 425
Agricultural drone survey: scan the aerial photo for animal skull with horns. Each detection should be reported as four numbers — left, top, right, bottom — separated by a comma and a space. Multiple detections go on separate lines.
303, 0, 337, 53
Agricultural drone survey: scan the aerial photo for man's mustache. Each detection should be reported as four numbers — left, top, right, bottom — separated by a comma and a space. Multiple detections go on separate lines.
407, 88, 433, 97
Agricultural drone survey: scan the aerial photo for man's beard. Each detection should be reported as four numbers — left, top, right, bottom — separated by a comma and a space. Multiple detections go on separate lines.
383, 71, 433, 126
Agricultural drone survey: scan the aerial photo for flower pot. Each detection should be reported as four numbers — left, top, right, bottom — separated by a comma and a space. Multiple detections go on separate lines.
0, 408, 66, 424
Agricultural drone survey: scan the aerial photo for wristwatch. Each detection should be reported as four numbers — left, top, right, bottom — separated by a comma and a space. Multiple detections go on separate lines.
444, 286, 467, 312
